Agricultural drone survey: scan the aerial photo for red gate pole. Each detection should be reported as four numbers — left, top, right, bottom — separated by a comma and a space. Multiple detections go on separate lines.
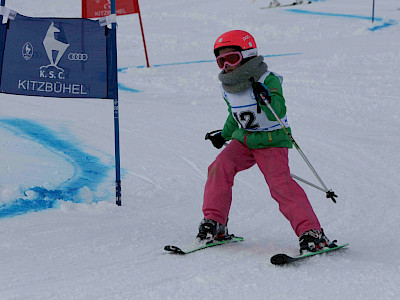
81, 0, 85, 18
135, 1, 149, 67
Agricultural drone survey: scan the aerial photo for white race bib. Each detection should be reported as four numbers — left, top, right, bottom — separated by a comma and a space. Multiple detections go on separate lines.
222, 72, 288, 132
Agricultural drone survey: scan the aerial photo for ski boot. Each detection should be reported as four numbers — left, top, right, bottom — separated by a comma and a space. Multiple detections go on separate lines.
268, 0, 281, 8
293, 0, 303, 5
196, 219, 229, 242
299, 228, 337, 254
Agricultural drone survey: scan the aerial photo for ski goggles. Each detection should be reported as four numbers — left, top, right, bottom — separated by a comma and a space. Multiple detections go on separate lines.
216, 51, 243, 69
215, 48, 258, 69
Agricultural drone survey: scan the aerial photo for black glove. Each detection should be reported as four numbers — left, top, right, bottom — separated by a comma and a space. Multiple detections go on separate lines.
252, 81, 271, 104
250, 78, 271, 113
205, 131, 226, 149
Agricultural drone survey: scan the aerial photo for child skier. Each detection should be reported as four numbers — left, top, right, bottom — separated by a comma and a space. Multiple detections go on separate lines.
199, 30, 335, 254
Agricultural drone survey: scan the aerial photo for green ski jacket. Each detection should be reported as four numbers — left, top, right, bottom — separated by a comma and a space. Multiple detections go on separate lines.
221, 72, 293, 149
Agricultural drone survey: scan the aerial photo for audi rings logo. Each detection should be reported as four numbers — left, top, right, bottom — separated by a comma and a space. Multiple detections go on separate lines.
68, 53, 88, 61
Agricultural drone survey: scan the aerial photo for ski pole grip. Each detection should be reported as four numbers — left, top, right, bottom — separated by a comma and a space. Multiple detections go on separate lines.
250, 77, 271, 108
205, 129, 223, 140
250, 77, 261, 113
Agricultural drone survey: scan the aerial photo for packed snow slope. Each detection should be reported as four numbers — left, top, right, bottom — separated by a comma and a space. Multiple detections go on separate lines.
1, 0, 399, 299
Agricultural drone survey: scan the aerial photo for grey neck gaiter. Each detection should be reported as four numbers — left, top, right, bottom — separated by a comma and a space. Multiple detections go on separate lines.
218, 56, 268, 94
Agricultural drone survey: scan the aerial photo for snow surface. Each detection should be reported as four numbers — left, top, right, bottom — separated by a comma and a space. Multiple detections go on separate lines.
1, 0, 400, 299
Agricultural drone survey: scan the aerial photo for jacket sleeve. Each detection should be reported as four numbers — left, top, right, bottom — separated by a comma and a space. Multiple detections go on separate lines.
261, 73, 287, 120
221, 97, 239, 140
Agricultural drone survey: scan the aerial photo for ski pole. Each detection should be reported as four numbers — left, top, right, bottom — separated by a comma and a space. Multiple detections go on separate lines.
250, 78, 337, 203
205, 130, 333, 196
290, 173, 327, 193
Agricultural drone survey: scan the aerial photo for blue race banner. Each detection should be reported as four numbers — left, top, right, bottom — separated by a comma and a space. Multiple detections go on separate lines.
0, 14, 110, 99
0, 6, 122, 206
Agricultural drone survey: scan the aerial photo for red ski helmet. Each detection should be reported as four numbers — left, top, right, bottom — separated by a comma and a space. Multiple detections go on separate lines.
214, 30, 258, 58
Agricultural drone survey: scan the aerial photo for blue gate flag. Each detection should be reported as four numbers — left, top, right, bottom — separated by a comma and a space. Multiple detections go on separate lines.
0, 14, 115, 99
0, 8, 122, 206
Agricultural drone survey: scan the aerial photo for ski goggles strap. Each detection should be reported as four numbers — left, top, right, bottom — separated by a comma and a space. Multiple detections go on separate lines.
241, 48, 258, 59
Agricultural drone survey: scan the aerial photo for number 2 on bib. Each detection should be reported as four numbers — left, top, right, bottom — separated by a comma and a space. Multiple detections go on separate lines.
233, 111, 260, 129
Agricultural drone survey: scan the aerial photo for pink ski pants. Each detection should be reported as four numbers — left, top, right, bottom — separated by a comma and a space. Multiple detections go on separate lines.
203, 140, 321, 237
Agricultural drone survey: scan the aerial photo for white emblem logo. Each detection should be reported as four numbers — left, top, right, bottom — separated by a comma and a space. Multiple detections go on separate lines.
104, 0, 111, 9
43, 22, 69, 68
22, 42, 33, 60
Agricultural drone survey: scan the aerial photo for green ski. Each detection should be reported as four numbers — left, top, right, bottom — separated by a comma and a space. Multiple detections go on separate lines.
271, 243, 349, 265
164, 236, 244, 255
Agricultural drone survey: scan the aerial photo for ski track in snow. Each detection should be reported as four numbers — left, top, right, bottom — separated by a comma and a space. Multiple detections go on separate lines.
0, 0, 400, 299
